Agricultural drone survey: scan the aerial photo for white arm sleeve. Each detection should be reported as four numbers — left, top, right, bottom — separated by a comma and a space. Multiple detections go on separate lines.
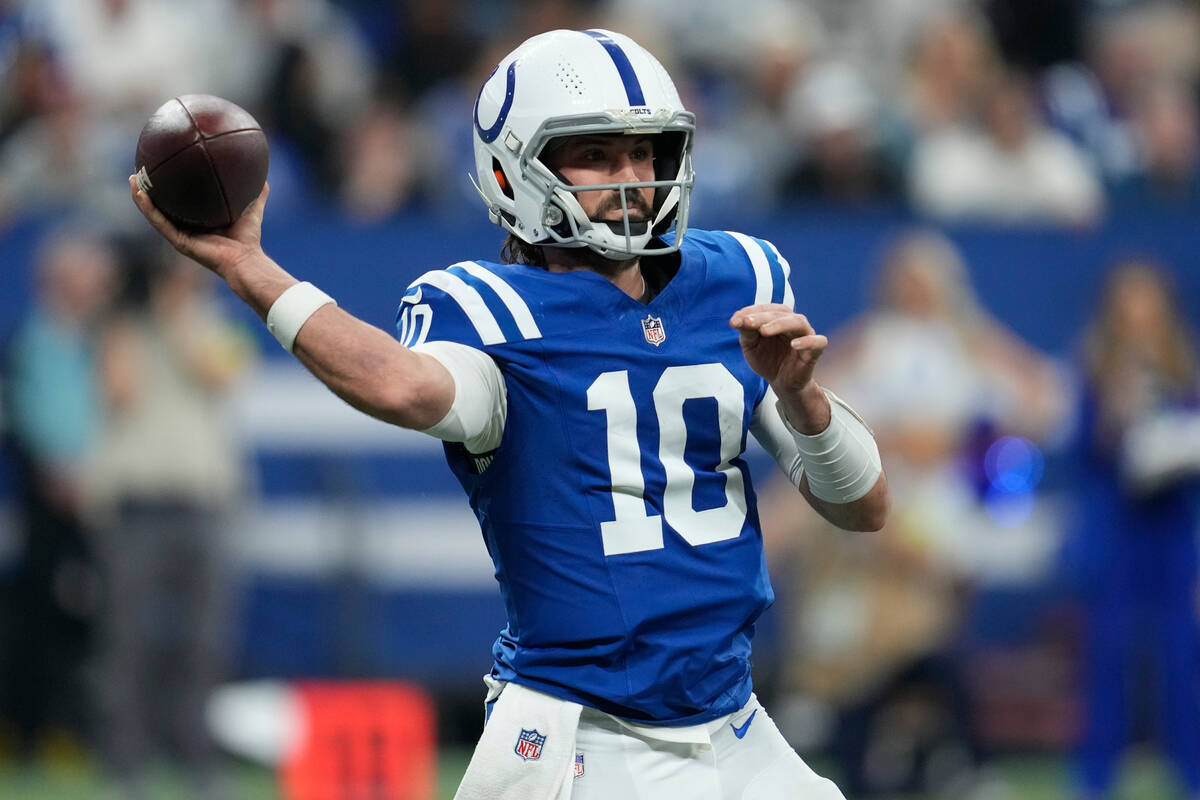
750, 387, 806, 487
411, 340, 507, 454
779, 389, 883, 504
752, 386, 883, 503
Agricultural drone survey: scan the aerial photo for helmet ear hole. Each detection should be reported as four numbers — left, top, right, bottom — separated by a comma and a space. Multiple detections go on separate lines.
492, 158, 514, 200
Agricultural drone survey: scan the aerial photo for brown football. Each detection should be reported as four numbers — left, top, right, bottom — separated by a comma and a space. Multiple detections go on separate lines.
135, 94, 269, 231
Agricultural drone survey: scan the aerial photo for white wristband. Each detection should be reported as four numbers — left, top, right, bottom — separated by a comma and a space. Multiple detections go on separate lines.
266, 282, 336, 353
778, 389, 882, 504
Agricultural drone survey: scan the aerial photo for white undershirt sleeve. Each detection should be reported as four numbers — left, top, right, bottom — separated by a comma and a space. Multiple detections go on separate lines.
750, 387, 806, 487
411, 340, 507, 454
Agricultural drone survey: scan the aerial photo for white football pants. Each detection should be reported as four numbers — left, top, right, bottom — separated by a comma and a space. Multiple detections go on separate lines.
455, 680, 846, 800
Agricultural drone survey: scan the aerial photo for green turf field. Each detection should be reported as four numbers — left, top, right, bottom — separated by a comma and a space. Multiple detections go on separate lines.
0, 748, 1184, 799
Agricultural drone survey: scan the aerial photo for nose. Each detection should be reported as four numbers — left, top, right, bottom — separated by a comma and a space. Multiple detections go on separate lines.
611, 152, 642, 183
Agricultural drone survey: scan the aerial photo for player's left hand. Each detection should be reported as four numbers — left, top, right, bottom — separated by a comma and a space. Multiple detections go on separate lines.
731, 304, 826, 387
731, 304, 830, 432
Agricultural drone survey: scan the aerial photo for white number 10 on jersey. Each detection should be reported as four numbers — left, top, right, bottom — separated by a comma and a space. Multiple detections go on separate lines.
587, 364, 748, 556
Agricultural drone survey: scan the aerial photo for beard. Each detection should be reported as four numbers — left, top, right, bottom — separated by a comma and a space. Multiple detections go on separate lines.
591, 189, 653, 223
544, 189, 656, 272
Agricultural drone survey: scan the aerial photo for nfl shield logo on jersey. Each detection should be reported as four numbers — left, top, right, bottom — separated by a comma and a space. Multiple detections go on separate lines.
514, 728, 546, 761
641, 315, 666, 346
574, 752, 585, 778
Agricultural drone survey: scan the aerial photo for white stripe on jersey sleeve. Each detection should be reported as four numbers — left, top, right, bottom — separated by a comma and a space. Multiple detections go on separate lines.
457, 262, 543, 340
762, 239, 795, 308
726, 231, 774, 305
412, 269, 507, 345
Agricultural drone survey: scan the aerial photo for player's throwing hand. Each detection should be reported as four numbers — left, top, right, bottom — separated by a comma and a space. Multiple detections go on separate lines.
129, 174, 269, 278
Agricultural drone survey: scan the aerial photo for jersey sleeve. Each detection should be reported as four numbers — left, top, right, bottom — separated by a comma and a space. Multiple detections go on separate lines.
396, 261, 546, 350
395, 265, 516, 452
396, 270, 491, 350
721, 232, 797, 311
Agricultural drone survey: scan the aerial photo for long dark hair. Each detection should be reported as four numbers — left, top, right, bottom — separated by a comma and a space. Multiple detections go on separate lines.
1084, 260, 1198, 437
500, 233, 547, 267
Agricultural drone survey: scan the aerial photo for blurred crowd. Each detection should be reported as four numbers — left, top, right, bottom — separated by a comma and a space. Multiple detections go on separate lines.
0, 0, 1198, 229
758, 231, 1200, 798
0, 231, 253, 798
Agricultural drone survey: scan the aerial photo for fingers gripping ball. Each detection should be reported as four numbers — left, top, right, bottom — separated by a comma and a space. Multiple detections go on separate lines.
135, 95, 269, 230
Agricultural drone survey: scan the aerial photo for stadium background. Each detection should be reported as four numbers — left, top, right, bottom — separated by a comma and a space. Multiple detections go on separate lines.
0, 0, 1198, 798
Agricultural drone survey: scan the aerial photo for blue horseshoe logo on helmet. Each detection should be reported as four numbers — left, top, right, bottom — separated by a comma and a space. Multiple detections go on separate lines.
474, 61, 517, 144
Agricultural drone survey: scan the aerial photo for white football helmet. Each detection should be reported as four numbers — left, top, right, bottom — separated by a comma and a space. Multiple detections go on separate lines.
472, 29, 695, 259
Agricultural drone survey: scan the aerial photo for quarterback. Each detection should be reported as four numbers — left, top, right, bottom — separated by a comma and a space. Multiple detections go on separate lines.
132, 29, 888, 800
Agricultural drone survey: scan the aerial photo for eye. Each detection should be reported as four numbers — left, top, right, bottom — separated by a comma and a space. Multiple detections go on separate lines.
566, 147, 600, 163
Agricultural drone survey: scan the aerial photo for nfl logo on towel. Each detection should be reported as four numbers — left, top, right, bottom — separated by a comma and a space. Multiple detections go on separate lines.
574, 752, 585, 778
514, 729, 546, 761
642, 315, 666, 346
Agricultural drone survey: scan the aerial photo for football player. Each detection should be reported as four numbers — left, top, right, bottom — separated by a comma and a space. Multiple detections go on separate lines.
132, 29, 889, 800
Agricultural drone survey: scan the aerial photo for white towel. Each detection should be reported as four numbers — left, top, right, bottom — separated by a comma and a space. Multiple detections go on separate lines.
454, 679, 583, 800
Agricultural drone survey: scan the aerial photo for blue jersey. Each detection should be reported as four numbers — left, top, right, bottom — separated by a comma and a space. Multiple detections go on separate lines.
395, 229, 796, 724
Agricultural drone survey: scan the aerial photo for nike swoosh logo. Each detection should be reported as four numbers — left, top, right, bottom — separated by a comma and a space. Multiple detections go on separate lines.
401, 287, 423, 305
730, 709, 757, 739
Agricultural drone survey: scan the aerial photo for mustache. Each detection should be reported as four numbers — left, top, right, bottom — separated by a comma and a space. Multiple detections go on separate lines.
595, 189, 653, 219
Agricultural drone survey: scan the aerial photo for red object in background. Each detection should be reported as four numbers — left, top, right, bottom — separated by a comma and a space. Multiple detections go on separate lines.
281, 682, 437, 800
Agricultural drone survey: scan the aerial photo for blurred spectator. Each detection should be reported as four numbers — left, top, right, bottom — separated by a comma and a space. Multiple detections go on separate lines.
1062, 261, 1200, 800
1089, 1, 1200, 88
248, 0, 376, 200
604, 0, 805, 74
383, 0, 482, 100
1110, 79, 1200, 207
0, 227, 115, 759
668, 2, 824, 215
337, 91, 424, 222
806, 0, 971, 97
0, 6, 71, 147
781, 60, 904, 205
410, 37, 518, 220
1040, 60, 1141, 186
760, 229, 1066, 797
86, 251, 254, 800
0, 84, 99, 229
0, 0, 265, 229
901, 10, 1000, 133
29, 0, 252, 116
982, 0, 1084, 72
910, 71, 1104, 225
1042, 2, 1200, 185
262, 39, 342, 196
